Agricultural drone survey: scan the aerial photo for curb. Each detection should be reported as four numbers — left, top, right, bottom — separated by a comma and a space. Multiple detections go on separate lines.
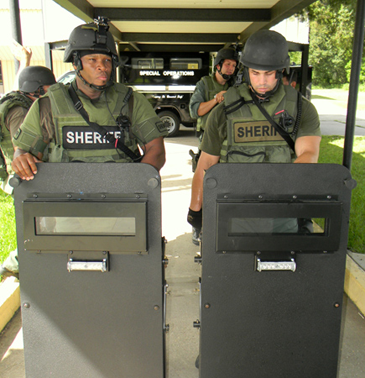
0, 276, 20, 333
0, 252, 364, 332
344, 253, 365, 316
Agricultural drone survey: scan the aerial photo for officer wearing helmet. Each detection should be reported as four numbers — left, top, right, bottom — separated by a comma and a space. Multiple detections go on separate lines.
0, 66, 56, 194
188, 30, 321, 234
188, 47, 238, 244
11, 17, 168, 181
189, 47, 238, 136
0, 65, 56, 278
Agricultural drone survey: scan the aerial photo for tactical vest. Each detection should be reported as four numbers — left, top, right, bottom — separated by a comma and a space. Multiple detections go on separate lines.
0, 91, 33, 183
44, 83, 139, 163
220, 84, 299, 163
197, 75, 229, 132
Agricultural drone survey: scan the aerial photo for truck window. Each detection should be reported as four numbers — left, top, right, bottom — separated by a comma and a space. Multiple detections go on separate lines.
131, 58, 164, 69
170, 58, 202, 70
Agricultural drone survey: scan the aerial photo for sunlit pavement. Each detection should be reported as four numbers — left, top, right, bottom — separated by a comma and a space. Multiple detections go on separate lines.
312, 89, 365, 136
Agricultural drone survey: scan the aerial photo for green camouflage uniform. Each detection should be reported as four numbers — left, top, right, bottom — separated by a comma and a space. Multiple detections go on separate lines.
13, 81, 168, 162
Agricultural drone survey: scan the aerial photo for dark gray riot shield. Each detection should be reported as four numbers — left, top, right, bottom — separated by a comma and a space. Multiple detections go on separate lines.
12, 163, 167, 378
197, 163, 356, 378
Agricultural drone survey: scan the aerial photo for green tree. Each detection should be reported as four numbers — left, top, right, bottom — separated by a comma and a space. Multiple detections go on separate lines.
306, 0, 358, 87
345, 56, 365, 83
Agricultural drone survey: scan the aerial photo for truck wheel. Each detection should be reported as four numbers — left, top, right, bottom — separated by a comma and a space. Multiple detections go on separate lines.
159, 111, 180, 137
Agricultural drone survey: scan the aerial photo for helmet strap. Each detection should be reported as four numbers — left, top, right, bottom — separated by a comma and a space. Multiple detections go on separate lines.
217, 62, 231, 81
76, 70, 113, 91
218, 69, 231, 81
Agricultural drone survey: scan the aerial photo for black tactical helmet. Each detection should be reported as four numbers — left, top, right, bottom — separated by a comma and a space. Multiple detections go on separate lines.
64, 17, 119, 65
64, 17, 119, 90
18, 66, 56, 93
240, 30, 290, 73
214, 48, 239, 67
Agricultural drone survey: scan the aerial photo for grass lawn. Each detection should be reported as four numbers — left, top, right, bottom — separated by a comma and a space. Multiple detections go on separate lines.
0, 191, 16, 264
318, 135, 365, 254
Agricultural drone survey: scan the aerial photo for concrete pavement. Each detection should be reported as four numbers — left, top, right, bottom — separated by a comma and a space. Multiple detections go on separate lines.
312, 90, 365, 136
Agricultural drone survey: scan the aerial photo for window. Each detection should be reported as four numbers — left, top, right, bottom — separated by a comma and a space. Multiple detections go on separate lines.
170, 58, 202, 70
131, 58, 164, 69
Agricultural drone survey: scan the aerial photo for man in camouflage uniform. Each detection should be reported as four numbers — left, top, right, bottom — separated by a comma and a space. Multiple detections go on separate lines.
188, 47, 238, 244
0, 66, 56, 278
189, 47, 239, 136
188, 30, 321, 235
11, 17, 167, 181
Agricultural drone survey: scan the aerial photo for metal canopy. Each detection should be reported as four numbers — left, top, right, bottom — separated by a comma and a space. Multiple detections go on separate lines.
52, 0, 317, 52
47, 0, 365, 168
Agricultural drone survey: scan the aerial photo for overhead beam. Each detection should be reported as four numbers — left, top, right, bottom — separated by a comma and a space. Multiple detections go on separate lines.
52, 0, 122, 41
52, 0, 93, 22
119, 44, 226, 53
49, 40, 68, 50
287, 41, 309, 52
121, 33, 239, 44
95, 8, 271, 22
271, 0, 317, 21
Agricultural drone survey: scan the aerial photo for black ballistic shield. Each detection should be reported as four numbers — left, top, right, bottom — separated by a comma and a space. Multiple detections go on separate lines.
13, 163, 167, 378
198, 163, 355, 378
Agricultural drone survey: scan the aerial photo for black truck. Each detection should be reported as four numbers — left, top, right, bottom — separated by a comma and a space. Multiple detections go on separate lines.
119, 51, 211, 136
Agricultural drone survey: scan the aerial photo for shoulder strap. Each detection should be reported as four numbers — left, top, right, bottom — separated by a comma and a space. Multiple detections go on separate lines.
224, 97, 255, 115
223, 87, 254, 115
202, 76, 215, 100
38, 97, 57, 143
127, 89, 135, 140
250, 91, 295, 152
67, 85, 142, 162
291, 92, 302, 138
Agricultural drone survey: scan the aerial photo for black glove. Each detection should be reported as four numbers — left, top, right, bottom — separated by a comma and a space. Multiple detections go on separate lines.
187, 208, 202, 229
297, 218, 313, 234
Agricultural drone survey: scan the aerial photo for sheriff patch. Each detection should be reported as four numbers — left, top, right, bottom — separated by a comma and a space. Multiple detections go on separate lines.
234, 121, 285, 143
62, 126, 122, 149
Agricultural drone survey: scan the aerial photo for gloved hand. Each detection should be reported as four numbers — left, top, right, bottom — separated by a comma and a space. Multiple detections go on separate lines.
187, 208, 202, 229
297, 218, 313, 234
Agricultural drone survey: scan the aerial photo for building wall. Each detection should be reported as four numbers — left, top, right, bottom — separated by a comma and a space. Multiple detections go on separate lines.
0, 2, 82, 94
1, 54, 73, 94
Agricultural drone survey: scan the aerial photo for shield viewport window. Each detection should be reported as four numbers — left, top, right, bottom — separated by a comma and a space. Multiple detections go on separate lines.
35, 216, 136, 236
228, 217, 326, 235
